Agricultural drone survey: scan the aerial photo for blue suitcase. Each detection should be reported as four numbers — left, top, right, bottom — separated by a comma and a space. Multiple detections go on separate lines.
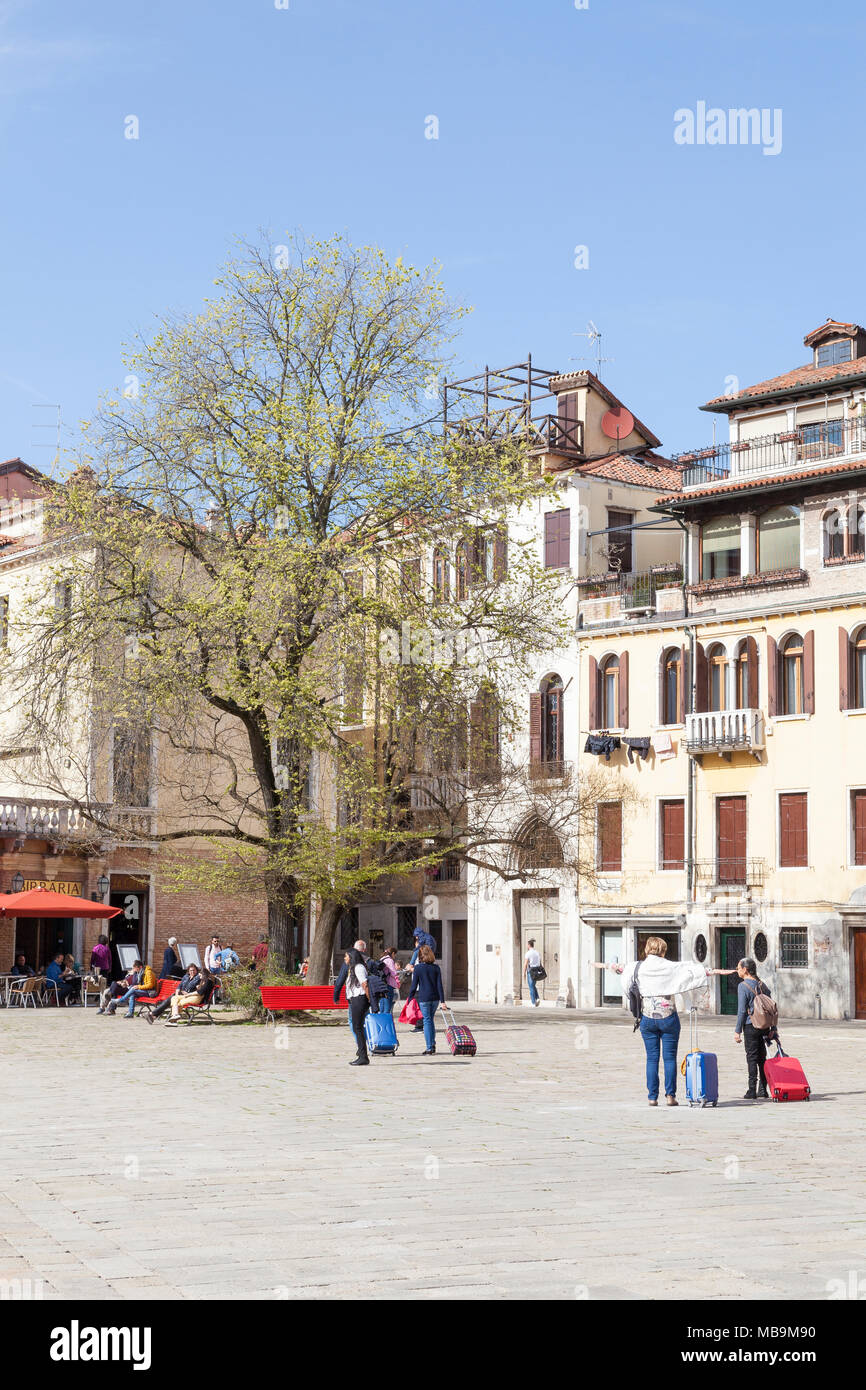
683, 1008, 718, 1108
364, 1010, 399, 1056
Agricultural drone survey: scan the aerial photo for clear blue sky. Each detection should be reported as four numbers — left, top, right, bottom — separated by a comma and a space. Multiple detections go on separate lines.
1, 0, 862, 469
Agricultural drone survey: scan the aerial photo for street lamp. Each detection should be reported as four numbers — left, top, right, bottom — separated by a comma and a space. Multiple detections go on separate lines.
11, 871, 24, 893
96, 874, 110, 899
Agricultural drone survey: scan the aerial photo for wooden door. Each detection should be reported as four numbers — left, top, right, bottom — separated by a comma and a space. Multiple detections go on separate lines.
450, 920, 468, 999
519, 893, 560, 999
717, 796, 747, 884
720, 929, 746, 1014
855, 931, 866, 1020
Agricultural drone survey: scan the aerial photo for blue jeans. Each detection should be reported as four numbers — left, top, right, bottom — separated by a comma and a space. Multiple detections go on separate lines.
119, 987, 154, 1017
378, 986, 395, 1013
526, 969, 538, 1005
419, 1000, 439, 1051
640, 1014, 681, 1099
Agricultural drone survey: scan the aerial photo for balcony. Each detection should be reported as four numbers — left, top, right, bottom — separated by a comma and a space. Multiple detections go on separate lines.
684, 709, 765, 760
425, 856, 465, 886
695, 857, 768, 890
0, 799, 95, 841
577, 566, 684, 625
528, 759, 572, 782
675, 417, 866, 489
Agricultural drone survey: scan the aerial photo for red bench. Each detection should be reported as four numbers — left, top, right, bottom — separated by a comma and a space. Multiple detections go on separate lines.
260, 985, 347, 1023
136, 980, 178, 1016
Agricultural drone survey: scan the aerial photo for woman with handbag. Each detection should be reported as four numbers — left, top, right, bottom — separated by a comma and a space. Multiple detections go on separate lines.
406, 945, 447, 1054
344, 948, 372, 1067
524, 939, 545, 1007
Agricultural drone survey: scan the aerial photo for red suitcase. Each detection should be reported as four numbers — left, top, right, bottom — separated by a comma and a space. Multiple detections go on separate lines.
764, 1043, 810, 1102
441, 1005, 476, 1057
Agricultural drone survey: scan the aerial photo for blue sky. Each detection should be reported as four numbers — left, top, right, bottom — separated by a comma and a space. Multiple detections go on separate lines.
1, 0, 863, 469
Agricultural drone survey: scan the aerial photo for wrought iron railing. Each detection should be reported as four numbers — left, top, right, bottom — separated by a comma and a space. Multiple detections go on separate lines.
578, 565, 683, 608
694, 857, 767, 888
675, 417, 866, 488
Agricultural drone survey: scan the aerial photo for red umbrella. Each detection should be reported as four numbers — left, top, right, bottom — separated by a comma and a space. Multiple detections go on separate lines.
0, 887, 121, 918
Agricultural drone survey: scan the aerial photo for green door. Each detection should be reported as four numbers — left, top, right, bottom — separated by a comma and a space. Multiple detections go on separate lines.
719, 929, 745, 1015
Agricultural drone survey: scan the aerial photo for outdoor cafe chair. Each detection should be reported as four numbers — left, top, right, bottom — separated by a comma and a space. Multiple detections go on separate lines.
8, 976, 43, 1008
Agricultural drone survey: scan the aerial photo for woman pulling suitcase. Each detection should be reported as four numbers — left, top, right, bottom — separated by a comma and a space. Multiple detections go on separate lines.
733, 957, 778, 1099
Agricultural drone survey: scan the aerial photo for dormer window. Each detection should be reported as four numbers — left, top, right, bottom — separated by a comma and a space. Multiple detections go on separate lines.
815, 338, 852, 368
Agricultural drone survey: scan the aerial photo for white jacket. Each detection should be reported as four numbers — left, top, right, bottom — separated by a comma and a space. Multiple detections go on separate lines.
620, 956, 708, 1011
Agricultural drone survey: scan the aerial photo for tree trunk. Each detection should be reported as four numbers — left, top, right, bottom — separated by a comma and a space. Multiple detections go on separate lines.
307, 898, 345, 985
268, 895, 293, 972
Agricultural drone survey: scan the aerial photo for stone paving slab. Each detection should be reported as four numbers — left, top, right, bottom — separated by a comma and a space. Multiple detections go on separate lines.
1, 1003, 865, 1300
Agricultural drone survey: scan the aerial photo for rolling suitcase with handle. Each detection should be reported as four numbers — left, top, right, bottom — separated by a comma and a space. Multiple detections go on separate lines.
441, 1005, 476, 1057
682, 1006, 719, 1108
763, 1040, 810, 1101
364, 1009, 399, 1056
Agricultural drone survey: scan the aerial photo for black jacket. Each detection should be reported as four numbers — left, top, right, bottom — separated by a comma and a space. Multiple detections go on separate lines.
333, 962, 349, 1003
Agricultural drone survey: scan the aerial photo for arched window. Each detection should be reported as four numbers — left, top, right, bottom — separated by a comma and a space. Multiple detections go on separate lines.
433, 547, 449, 601
854, 627, 866, 709
662, 647, 682, 725
599, 656, 619, 729
541, 673, 564, 768
758, 505, 800, 573
707, 643, 727, 712
852, 506, 866, 559
455, 542, 468, 600
781, 633, 804, 715
824, 509, 846, 562
516, 817, 564, 872
734, 638, 756, 710
701, 514, 741, 580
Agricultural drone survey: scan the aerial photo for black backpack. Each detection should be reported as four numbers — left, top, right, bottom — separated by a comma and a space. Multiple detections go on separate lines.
365, 958, 389, 997
626, 961, 643, 1032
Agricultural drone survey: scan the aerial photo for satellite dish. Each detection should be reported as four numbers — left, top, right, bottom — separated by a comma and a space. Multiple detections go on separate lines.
601, 407, 634, 441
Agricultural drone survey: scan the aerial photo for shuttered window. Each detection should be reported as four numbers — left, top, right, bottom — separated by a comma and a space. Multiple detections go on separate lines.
544, 509, 570, 569
853, 790, 866, 866
598, 802, 622, 873
779, 792, 808, 868
660, 800, 685, 870
606, 510, 633, 573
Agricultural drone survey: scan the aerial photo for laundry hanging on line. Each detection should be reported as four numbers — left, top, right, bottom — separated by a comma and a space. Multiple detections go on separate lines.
623, 736, 652, 764
584, 733, 621, 761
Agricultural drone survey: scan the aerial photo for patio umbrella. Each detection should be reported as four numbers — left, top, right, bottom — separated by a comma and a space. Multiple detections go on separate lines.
0, 887, 121, 918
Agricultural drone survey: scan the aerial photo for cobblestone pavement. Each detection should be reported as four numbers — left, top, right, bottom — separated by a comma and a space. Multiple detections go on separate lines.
1, 1003, 864, 1301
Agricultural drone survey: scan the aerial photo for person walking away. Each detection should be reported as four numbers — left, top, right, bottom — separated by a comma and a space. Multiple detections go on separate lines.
524, 938, 542, 1007
344, 948, 372, 1066
90, 935, 111, 986
251, 936, 268, 970
407, 945, 447, 1055
592, 938, 734, 1106
734, 958, 777, 1099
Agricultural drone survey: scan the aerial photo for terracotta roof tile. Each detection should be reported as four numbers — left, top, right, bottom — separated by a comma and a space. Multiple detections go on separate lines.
703, 354, 866, 411
578, 451, 682, 491
654, 456, 866, 507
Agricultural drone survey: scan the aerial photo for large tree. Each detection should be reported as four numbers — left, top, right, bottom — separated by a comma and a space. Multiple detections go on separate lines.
4, 234, 624, 977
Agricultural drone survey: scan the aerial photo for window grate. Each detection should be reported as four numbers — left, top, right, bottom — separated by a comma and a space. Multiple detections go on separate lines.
779, 927, 808, 969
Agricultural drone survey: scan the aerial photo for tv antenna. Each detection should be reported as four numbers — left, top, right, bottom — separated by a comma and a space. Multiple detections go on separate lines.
572, 321, 614, 373
32, 403, 62, 468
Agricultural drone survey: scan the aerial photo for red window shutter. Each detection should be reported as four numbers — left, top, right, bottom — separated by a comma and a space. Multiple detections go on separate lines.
529, 693, 542, 764
493, 531, 507, 582
854, 791, 866, 866
839, 627, 851, 711
618, 650, 629, 729
803, 630, 815, 714
766, 635, 778, 717
745, 635, 758, 709
717, 796, 747, 883
587, 655, 598, 731
469, 699, 484, 775
779, 792, 807, 868
599, 802, 623, 872
558, 509, 571, 568
662, 800, 685, 870
694, 642, 708, 713
678, 645, 687, 723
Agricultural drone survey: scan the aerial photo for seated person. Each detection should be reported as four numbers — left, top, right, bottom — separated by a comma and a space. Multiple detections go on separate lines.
98, 967, 139, 1014
146, 962, 199, 1023
45, 953, 80, 1004
106, 959, 158, 1017
11, 953, 35, 977
164, 966, 217, 1025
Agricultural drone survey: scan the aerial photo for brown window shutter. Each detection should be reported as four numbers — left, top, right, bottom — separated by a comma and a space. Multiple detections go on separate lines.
854, 790, 866, 866
617, 650, 629, 728
694, 641, 708, 713
529, 692, 542, 764
678, 645, 687, 723
780, 792, 807, 868
839, 627, 851, 711
803, 630, 815, 714
493, 531, 507, 582
544, 512, 558, 568
745, 635, 758, 709
661, 800, 685, 870
588, 655, 598, 731
766, 635, 778, 716
467, 531, 482, 588
598, 802, 623, 872
469, 699, 483, 775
